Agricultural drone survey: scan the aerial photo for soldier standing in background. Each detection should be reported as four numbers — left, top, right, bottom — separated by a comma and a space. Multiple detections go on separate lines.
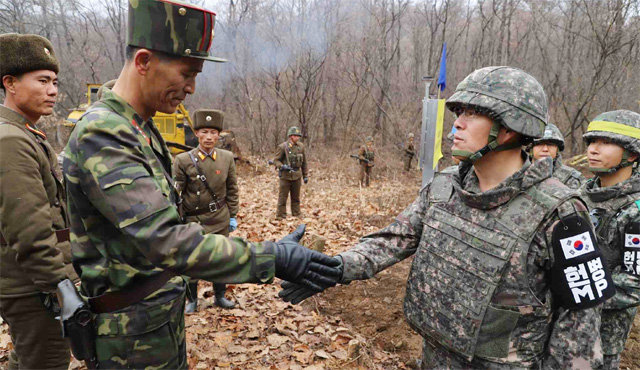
62, 1, 341, 367
0, 33, 77, 369
273, 126, 308, 219
281, 66, 613, 368
531, 122, 584, 189
173, 109, 238, 311
358, 136, 375, 186
403, 133, 416, 172
581, 110, 640, 369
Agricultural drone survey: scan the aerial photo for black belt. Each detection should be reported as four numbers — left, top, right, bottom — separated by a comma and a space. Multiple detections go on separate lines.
185, 199, 226, 217
0, 228, 70, 246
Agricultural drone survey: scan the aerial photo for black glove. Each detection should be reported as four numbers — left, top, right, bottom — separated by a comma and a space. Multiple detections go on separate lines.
273, 225, 342, 292
281, 164, 293, 172
40, 291, 61, 317
303, 177, 308, 184
279, 255, 343, 304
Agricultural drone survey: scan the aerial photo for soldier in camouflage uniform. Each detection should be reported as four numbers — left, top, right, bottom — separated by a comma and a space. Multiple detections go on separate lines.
358, 136, 375, 186
281, 66, 614, 368
173, 109, 238, 311
273, 126, 308, 219
531, 122, 584, 189
216, 130, 243, 162
0, 33, 78, 370
581, 110, 640, 369
403, 133, 416, 172
62, 1, 341, 368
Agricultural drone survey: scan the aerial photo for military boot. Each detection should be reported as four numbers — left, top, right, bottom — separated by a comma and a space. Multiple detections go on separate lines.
214, 283, 236, 309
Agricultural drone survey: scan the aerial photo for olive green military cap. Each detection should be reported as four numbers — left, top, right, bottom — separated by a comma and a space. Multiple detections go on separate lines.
287, 126, 302, 137
192, 109, 224, 131
127, 0, 226, 62
0, 33, 59, 82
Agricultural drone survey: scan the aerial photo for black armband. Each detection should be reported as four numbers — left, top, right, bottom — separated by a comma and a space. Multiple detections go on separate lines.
550, 215, 615, 309
623, 221, 640, 275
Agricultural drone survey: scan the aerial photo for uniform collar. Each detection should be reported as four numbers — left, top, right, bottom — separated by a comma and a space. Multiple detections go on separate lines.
99, 89, 151, 129
197, 146, 216, 161
0, 104, 46, 139
583, 170, 640, 202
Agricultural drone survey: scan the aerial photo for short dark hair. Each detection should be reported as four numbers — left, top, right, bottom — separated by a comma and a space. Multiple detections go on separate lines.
125, 45, 183, 63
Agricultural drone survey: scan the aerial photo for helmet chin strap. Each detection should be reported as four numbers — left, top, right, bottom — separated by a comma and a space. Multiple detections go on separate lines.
589, 149, 635, 175
451, 121, 522, 163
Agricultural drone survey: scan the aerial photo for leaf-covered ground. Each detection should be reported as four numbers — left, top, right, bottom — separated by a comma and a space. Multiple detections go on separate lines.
1, 155, 639, 369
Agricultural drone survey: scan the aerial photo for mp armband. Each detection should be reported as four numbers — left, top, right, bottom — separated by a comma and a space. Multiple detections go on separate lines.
623, 221, 640, 275
550, 215, 615, 309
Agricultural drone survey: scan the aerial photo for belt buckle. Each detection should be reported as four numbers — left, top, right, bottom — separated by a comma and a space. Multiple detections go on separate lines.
208, 201, 219, 212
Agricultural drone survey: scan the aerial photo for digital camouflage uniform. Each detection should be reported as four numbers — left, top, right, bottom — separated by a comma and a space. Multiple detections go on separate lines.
532, 123, 584, 189
274, 127, 308, 218
581, 110, 640, 369
282, 67, 613, 368
403, 134, 416, 171
358, 138, 375, 186
62, 2, 275, 368
0, 33, 77, 370
173, 109, 239, 310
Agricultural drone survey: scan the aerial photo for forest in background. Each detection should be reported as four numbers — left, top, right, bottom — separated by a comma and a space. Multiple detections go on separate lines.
1, 0, 639, 157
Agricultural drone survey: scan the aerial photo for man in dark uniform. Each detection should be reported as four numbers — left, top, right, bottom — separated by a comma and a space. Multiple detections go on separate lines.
358, 136, 375, 186
273, 126, 308, 219
403, 133, 416, 171
0, 33, 77, 369
173, 109, 238, 311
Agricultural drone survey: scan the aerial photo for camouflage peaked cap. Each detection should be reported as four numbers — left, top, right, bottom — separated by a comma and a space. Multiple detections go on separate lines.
128, 0, 225, 62
97, 79, 117, 100
192, 109, 224, 131
533, 123, 564, 151
0, 33, 59, 82
583, 110, 640, 155
287, 126, 302, 137
446, 66, 548, 139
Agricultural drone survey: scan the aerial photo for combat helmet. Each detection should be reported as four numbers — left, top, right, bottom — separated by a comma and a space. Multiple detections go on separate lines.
583, 110, 640, 174
287, 126, 302, 137
446, 66, 548, 162
365, 136, 374, 143
532, 123, 564, 151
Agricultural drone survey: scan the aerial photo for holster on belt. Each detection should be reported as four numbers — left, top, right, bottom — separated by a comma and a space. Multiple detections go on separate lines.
56, 279, 97, 369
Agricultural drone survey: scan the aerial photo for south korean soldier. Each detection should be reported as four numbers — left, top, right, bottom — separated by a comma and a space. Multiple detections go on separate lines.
280, 66, 614, 368
581, 110, 640, 369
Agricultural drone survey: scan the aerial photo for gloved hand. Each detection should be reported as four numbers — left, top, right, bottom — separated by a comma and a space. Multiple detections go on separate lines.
279, 255, 343, 304
272, 225, 342, 292
303, 177, 308, 184
281, 164, 293, 172
229, 217, 238, 232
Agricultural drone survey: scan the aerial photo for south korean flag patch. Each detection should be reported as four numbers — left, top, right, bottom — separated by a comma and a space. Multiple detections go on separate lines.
623, 222, 640, 275
550, 215, 615, 310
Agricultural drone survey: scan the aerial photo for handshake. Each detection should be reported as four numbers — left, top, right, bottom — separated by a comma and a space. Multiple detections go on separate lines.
272, 225, 342, 304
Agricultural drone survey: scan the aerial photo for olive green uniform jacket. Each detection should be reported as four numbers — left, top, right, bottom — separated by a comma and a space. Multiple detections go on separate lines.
173, 147, 238, 234
273, 141, 308, 181
0, 105, 75, 297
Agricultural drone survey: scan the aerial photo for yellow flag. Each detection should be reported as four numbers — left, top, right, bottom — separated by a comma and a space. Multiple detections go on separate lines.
432, 99, 445, 169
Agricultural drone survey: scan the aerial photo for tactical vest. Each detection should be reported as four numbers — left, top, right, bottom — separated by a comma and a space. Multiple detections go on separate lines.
404, 172, 572, 363
553, 163, 583, 189
286, 144, 304, 169
364, 148, 375, 161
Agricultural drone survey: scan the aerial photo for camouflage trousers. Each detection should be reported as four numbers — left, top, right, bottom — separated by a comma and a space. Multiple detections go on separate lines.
601, 306, 638, 369
420, 339, 536, 369
403, 156, 413, 171
0, 294, 70, 369
277, 178, 301, 218
359, 164, 372, 187
95, 292, 187, 369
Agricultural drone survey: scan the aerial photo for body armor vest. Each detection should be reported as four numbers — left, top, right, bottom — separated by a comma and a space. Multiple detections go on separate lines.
364, 149, 374, 161
553, 163, 582, 188
404, 172, 571, 363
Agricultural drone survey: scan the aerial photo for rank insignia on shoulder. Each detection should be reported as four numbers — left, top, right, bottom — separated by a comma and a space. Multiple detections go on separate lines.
550, 215, 615, 310
623, 221, 640, 275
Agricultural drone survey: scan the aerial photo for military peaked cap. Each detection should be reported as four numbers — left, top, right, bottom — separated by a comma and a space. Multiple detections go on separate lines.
127, 0, 226, 62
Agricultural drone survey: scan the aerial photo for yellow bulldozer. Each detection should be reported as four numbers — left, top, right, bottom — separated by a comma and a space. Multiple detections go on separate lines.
64, 83, 198, 154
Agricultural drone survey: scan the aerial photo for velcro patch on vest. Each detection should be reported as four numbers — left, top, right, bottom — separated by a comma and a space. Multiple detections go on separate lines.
623, 222, 640, 275
551, 215, 615, 310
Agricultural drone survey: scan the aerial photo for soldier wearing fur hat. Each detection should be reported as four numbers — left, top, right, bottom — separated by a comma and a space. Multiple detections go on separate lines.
173, 109, 239, 312
273, 126, 308, 219
62, 0, 341, 368
0, 33, 76, 369
581, 110, 640, 369
531, 122, 584, 189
